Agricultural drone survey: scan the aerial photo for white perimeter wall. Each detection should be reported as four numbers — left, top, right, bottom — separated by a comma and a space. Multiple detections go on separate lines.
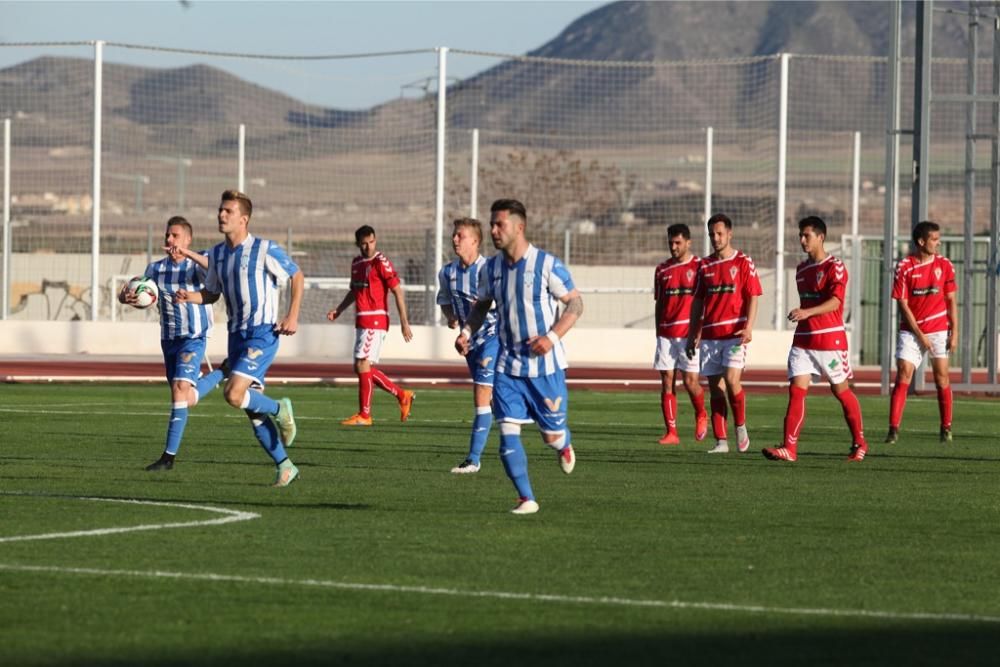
0, 321, 796, 368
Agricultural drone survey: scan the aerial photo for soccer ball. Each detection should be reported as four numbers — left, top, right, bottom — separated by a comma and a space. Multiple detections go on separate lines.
127, 276, 159, 309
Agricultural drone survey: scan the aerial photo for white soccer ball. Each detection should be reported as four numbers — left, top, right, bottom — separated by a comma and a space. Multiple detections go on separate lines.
127, 276, 159, 310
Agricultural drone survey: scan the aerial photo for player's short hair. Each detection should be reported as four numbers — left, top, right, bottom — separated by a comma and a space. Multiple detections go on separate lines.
707, 213, 732, 230
452, 217, 483, 244
912, 220, 940, 243
221, 190, 252, 218
166, 216, 193, 239
355, 225, 376, 244
490, 198, 527, 223
667, 223, 691, 240
798, 215, 827, 237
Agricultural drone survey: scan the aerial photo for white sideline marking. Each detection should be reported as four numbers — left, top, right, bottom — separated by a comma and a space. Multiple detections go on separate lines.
0, 497, 259, 543
0, 562, 997, 625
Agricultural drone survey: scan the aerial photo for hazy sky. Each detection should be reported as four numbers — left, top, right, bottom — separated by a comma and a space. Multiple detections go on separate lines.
0, 0, 605, 109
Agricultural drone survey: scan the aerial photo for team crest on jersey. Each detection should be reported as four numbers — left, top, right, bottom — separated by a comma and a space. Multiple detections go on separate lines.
523, 273, 534, 289
816, 270, 824, 285
729, 266, 738, 279
241, 255, 250, 269
934, 267, 942, 280
543, 396, 563, 412
686, 269, 694, 282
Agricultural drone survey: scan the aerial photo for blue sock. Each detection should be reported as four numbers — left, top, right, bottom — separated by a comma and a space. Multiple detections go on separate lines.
499, 433, 534, 500
246, 410, 288, 463
195, 370, 224, 400
164, 402, 189, 456
246, 391, 279, 416
467, 407, 493, 465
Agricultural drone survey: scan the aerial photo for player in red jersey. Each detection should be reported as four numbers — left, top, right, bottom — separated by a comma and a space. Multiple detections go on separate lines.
328, 225, 415, 426
762, 217, 868, 463
653, 223, 708, 445
885, 221, 958, 444
686, 214, 762, 454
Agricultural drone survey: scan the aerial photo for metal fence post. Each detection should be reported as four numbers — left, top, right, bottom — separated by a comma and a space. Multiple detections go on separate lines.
91, 40, 104, 321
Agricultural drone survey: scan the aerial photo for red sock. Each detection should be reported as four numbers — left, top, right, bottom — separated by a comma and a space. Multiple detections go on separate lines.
358, 371, 374, 417
661, 392, 678, 433
689, 390, 707, 420
937, 385, 953, 429
889, 381, 909, 429
730, 389, 746, 427
371, 367, 401, 398
710, 394, 728, 439
835, 387, 866, 445
783, 385, 808, 449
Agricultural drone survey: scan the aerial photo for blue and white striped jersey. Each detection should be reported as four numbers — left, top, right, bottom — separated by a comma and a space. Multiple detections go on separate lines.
477, 244, 575, 377
204, 235, 299, 333
144, 255, 212, 341
436, 255, 497, 350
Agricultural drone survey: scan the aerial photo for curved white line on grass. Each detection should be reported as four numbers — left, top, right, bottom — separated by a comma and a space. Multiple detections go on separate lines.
0, 562, 996, 625
0, 497, 259, 543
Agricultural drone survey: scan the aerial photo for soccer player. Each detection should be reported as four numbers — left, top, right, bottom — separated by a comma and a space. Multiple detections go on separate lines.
886, 220, 958, 444
456, 198, 582, 515
653, 223, 708, 445
685, 213, 762, 454
120, 217, 224, 472
437, 217, 499, 474
328, 225, 415, 426
175, 190, 302, 487
762, 216, 868, 463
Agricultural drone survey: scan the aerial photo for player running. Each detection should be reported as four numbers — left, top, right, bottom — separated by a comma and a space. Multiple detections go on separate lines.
122, 216, 224, 472
762, 216, 868, 463
886, 221, 959, 444
686, 213, 762, 454
328, 225, 414, 426
437, 217, 499, 474
456, 198, 582, 515
653, 223, 708, 445
175, 190, 302, 487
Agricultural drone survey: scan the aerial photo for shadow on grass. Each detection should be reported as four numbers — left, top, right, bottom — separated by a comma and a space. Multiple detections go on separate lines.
37, 624, 1000, 667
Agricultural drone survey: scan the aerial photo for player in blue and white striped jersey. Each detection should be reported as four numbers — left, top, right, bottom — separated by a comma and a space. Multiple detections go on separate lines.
437, 217, 499, 475
176, 190, 304, 487
456, 199, 584, 515
120, 217, 225, 473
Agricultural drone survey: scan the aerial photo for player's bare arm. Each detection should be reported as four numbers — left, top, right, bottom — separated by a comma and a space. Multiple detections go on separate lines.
174, 288, 220, 306
456, 298, 493, 356
389, 284, 413, 342
327, 291, 356, 322
735, 294, 759, 344
788, 296, 841, 323
897, 298, 932, 349
275, 270, 304, 336
440, 303, 459, 329
945, 291, 959, 352
686, 297, 704, 358
528, 290, 583, 356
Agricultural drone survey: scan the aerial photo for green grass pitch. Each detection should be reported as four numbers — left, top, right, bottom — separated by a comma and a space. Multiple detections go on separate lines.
2, 383, 999, 666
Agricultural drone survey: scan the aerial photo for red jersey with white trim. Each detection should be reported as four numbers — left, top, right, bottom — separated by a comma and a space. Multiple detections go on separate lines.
694, 250, 763, 340
654, 255, 702, 338
350, 251, 400, 331
792, 255, 848, 351
891, 254, 956, 334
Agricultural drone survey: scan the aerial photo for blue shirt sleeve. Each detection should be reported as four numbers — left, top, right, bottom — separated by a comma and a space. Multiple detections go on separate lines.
264, 242, 299, 283
547, 257, 575, 298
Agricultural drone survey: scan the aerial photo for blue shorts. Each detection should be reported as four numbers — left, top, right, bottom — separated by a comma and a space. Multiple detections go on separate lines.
227, 325, 280, 389
492, 369, 569, 433
466, 336, 500, 387
161, 336, 207, 386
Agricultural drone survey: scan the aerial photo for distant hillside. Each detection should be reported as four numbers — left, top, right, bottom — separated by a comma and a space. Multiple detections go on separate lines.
0, 1, 980, 151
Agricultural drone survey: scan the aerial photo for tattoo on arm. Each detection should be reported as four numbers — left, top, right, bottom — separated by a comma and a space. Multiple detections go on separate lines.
564, 295, 584, 316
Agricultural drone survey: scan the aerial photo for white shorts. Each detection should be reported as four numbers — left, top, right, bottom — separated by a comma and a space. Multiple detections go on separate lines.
699, 338, 747, 376
653, 336, 700, 373
354, 328, 387, 363
787, 346, 853, 385
896, 330, 949, 366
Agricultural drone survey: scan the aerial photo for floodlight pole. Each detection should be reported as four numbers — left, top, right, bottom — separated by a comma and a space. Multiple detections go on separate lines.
703, 126, 714, 257
881, 1, 903, 395
911, 1, 933, 393
962, 7, 978, 385
775, 53, 790, 331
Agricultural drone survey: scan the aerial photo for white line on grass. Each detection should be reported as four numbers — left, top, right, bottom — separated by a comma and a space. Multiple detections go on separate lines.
0, 562, 996, 625
0, 497, 259, 543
